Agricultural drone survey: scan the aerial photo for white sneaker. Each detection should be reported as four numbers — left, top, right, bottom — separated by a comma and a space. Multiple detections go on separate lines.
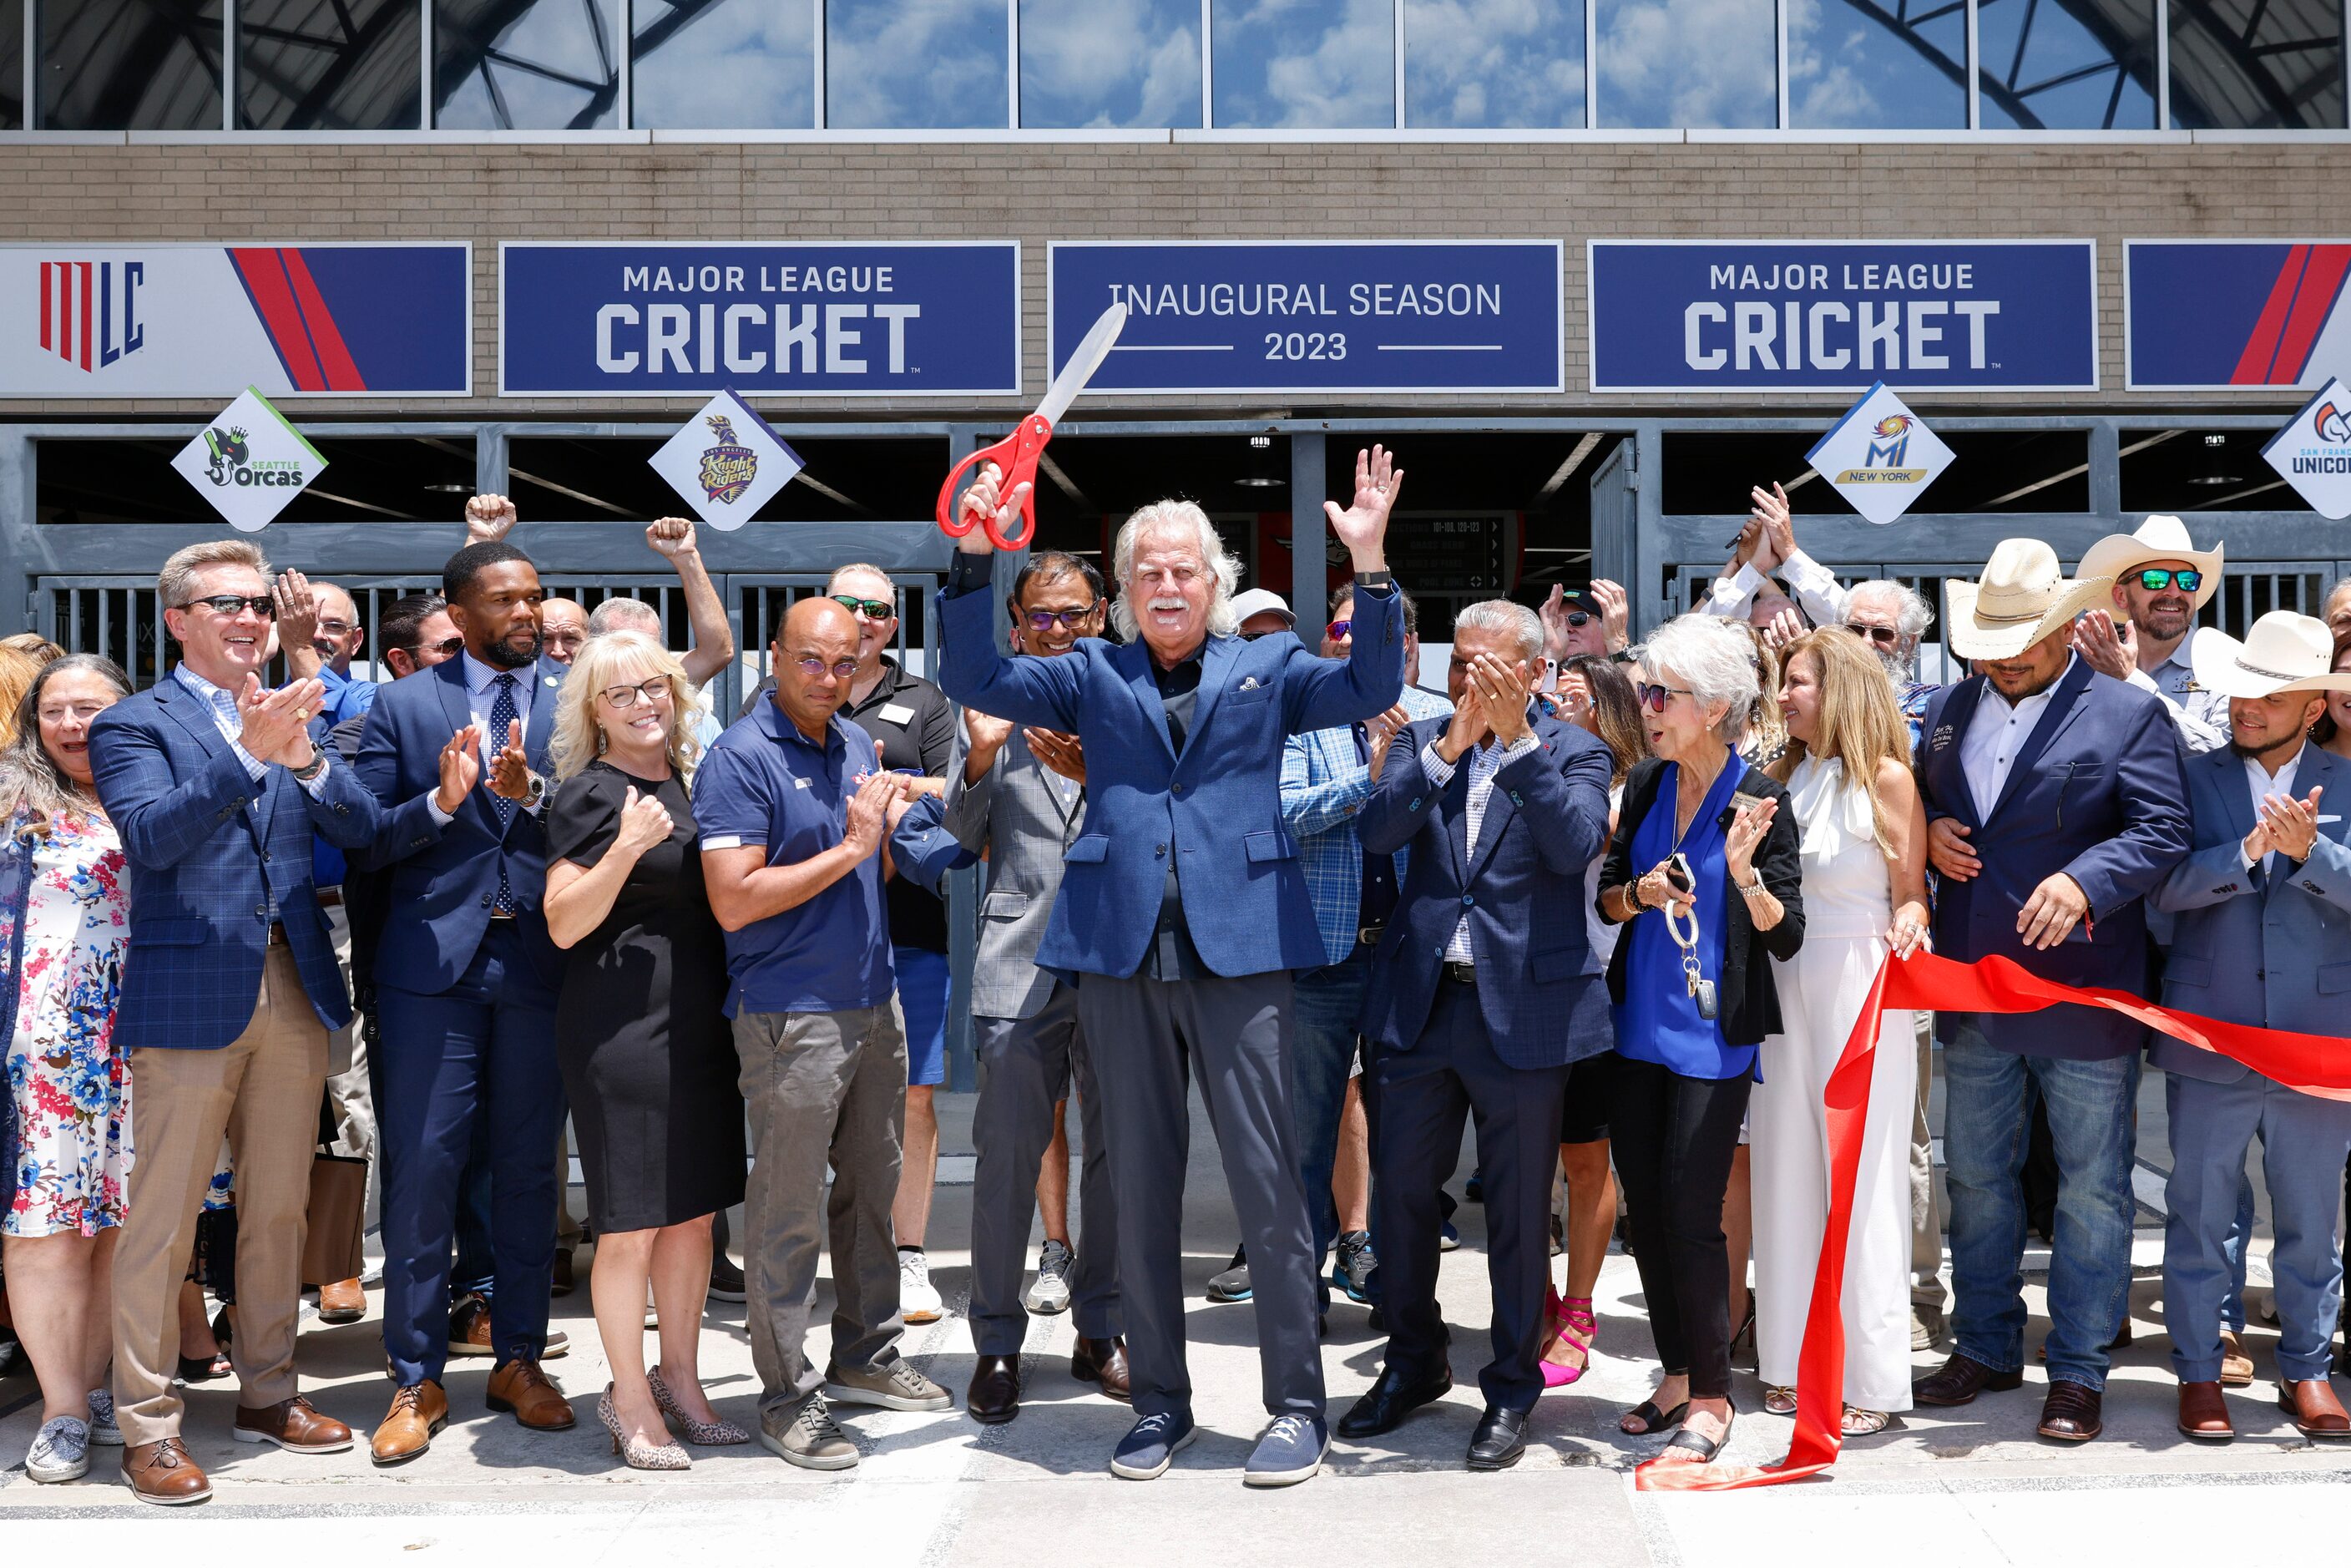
26, 1416, 90, 1483
86, 1388, 123, 1447
899, 1250, 944, 1324
1024, 1240, 1074, 1315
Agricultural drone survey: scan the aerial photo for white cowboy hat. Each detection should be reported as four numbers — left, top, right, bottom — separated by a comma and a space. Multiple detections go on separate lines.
1228, 588, 1295, 628
2075, 515, 2225, 614
2187, 610, 2351, 700
1946, 539, 2115, 662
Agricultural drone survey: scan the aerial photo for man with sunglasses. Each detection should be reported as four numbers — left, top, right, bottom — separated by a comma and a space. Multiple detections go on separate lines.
2074, 517, 2232, 754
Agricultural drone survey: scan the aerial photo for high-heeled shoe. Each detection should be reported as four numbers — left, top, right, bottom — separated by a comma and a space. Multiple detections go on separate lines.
646, 1365, 751, 1445
1540, 1290, 1598, 1388
598, 1387, 690, 1470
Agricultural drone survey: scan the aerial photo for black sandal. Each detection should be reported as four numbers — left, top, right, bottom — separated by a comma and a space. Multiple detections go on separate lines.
1661, 1405, 1737, 1463
1620, 1398, 1691, 1436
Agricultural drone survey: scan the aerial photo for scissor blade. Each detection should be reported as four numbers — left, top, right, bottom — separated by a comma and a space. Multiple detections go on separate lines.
1038, 301, 1128, 427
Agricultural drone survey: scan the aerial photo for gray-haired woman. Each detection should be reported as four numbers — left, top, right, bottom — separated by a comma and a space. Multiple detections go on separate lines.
1592, 615, 1805, 1466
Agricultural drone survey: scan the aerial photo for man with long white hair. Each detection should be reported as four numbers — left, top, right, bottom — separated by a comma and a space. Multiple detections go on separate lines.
938, 448, 1408, 1489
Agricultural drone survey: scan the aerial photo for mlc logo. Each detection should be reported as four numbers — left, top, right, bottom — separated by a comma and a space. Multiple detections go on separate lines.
38, 260, 145, 372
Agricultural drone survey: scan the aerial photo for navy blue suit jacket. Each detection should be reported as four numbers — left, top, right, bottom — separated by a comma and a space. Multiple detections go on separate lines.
355, 656, 564, 996
1356, 712, 1614, 1070
1914, 659, 2190, 1059
88, 677, 399, 1050
935, 580, 1404, 979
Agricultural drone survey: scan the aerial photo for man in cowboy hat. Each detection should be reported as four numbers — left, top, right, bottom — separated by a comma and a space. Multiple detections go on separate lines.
2073, 515, 2231, 752
2147, 611, 2351, 1443
1911, 539, 2191, 1443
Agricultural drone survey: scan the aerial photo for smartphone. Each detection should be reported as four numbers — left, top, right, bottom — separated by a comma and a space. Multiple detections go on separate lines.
1666, 853, 1696, 898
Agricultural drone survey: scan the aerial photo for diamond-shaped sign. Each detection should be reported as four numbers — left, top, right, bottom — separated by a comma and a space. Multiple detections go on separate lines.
648, 390, 804, 531
169, 387, 326, 532
2261, 376, 2351, 520
1806, 382, 1954, 527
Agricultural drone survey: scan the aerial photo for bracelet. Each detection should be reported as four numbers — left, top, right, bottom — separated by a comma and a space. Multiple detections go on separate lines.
291, 752, 328, 782
1737, 878, 1767, 898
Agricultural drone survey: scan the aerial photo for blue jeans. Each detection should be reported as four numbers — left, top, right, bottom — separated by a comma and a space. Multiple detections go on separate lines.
1941, 1019, 2139, 1390
1290, 949, 1370, 1308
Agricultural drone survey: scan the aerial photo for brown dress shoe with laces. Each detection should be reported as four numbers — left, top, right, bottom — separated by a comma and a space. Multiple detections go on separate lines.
2278, 1378, 2351, 1439
2177, 1379, 2233, 1440
2037, 1380, 2105, 1442
123, 1438, 212, 1505
1912, 1353, 2025, 1407
968, 1355, 1020, 1424
488, 1358, 577, 1430
372, 1381, 449, 1465
1071, 1336, 1131, 1403
235, 1395, 354, 1454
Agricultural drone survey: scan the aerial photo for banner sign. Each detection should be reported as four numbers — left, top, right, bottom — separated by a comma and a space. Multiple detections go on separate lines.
499, 242, 1020, 397
170, 387, 326, 532
649, 390, 805, 530
0, 243, 469, 397
2262, 377, 2351, 518
2126, 240, 2351, 391
1807, 382, 1954, 525
1587, 240, 2099, 392
1048, 241, 1564, 395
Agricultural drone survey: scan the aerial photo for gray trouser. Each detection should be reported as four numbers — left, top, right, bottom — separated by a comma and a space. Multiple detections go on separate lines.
733, 1001, 909, 1415
1912, 1013, 1948, 1311
972, 984, 1122, 1353
1077, 969, 1325, 1421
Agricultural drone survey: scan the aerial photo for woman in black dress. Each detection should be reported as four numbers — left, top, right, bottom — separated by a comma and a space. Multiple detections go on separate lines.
544, 630, 746, 1471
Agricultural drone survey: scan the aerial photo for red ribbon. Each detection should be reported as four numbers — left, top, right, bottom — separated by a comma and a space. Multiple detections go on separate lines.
1634, 950, 2351, 1492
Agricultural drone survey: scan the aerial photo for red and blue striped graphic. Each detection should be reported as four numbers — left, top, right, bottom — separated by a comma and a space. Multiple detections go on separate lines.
2127, 240, 2351, 390
225, 245, 467, 393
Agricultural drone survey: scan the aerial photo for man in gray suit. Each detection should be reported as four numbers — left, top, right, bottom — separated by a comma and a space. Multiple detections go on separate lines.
2150, 610, 2351, 1443
943, 551, 1126, 1424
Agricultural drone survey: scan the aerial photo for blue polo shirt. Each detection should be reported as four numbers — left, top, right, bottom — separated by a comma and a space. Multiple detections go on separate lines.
693, 697, 894, 1019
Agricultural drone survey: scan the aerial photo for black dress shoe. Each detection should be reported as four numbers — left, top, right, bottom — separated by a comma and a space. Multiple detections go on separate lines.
967, 1355, 1020, 1425
1337, 1368, 1453, 1439
1071, 1336, 1131, 1402
1912, 1353, 2024, 1407
1467, 1405, 1529, 1471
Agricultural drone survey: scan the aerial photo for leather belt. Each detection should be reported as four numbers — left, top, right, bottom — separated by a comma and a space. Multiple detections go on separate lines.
1357, 923, 1385, 947
1443, 960, 1477, 986
315, 888, 343, 908
488, 912, 517, 922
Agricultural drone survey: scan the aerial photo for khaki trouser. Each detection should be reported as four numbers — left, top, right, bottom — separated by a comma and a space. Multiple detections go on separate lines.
322, 901, 375, 1161
114, 946, 330, 1444
1912, 1012, 1949, 1311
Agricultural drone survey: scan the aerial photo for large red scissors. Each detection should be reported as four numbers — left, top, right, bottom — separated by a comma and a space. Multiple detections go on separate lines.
936, 301, 1128, 549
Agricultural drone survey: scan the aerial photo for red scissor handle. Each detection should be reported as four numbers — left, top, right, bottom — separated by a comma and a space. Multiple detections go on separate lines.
937, 415, 1052, 551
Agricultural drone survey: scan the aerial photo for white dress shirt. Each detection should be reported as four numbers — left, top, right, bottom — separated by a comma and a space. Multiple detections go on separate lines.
172, 664, 331, 797
1959, 655, 2074, 822
2237, 746, 2303, 875
425, 650, 548, 825
1703, 550, 1848, 630
1418, 726, 1540, 963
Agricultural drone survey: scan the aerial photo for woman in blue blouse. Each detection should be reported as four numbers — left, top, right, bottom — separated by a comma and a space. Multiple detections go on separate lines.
1595, 616, 1806, 1465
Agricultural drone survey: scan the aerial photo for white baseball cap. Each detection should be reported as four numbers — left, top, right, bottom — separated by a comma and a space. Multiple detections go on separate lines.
1229, 588, 1295, 628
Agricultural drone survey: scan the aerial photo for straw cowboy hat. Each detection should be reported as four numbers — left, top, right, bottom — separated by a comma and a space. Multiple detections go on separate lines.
2075, 515, 2225, 615
1946, 539, 2115, 662
2187, 610, 2351, 701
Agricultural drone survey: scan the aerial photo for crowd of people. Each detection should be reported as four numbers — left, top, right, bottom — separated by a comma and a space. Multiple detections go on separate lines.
4, 448, 2351, 1505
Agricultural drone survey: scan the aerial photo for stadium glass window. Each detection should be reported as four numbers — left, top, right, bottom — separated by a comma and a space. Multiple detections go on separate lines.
434, 0, 619, 129
2169, 0, 2344, 128
1787, 0, 1967, 129
1211, 0, 1395, 128
631, 0, 813, 128
1402, 0, 1587, 127
1018, 0, 1201, 127
237, 0, 422, 129
2, 0, 22, 129
827, 0, 1008, 129
1593, 0, 1776, 127
1975, 0, 2158, 129
38, 0, 224, 129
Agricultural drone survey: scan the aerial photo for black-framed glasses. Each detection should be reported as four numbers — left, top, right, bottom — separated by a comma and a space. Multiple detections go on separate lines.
2135, 569, 2203, 593
1024, 604, 1100, 631
796, 655, 861, 680
1326, 618, 1353, 640
831, 594, 894, 620
1637, 681, 1693, 714
599, 677, 672, 709
1561, 609, 1592, 629
1844, 621, 1901, 647
178, 594, 276, 619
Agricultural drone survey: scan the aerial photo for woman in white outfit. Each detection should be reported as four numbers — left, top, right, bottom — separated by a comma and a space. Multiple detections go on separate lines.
1752, 630, 1930, 1434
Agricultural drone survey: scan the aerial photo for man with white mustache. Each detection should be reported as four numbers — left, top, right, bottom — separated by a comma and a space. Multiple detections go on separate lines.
938, 448, 1408, 1489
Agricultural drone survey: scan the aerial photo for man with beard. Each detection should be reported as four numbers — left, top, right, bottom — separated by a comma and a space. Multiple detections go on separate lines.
356, 540, 577, 1464
2073, 516, 2232, 753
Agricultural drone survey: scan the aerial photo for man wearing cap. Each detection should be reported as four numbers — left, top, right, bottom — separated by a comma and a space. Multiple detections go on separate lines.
1232, 588, 1297, 640
2072, 516, 2232, 753
1911, 539, 2191, 1443
2148, 611, 2351, 1443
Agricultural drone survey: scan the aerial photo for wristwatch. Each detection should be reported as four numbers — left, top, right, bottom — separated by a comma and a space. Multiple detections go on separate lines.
1355, 569, 1394, 592
290, 752, 328, 782
522, 770, 549, 807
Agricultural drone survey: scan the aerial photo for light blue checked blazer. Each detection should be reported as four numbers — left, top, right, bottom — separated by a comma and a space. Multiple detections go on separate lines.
1280, 683, 1454, 969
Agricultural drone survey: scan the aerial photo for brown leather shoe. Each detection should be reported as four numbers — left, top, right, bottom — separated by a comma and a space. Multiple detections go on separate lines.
234, 1395, 354, 1454
487, 1358, 577, 1430
2278, 1378, 2351, 1439
967, 1354, 1020, 1425
447, 1292, 568, 1358
2037, 1380, 2105, 1443
1913, 1353, 2025, 1407
317, 1278, 366, 1325
123, 1438, 212, 1505
372, 1381, 448, 1466
2218, 1329, 2255, 1388
2177, 1379, 2233, 1440
1070, 1336, 1130, 1403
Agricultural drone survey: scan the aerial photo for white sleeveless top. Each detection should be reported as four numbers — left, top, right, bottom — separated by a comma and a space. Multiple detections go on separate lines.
1784, 755, 1893, 941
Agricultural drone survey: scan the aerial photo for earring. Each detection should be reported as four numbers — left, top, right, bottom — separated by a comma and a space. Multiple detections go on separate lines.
596, 726, 609, 756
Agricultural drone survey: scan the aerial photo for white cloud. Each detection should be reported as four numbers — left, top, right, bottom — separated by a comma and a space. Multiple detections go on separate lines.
1214, 0, 1393, 128
826, 0, 1010, 129
1594, 0, 1774, 127
1019, 0, 1202, 125
631, 0, 815, 129
1402, 0, 1585, 126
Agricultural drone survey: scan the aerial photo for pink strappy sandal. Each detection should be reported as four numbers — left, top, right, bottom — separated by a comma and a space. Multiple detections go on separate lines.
1540, 1290, 1599, 1388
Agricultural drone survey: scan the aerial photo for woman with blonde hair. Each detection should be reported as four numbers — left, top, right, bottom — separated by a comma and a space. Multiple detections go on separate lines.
1749, 629, 1931, 1434
541, 630, 746, 1469
0, 645, 41, 747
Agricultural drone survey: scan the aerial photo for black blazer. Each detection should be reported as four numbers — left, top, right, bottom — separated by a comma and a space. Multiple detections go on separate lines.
1596, 756, 1806, 1049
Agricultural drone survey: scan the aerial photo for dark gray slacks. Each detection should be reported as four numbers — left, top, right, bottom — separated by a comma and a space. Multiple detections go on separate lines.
1370, 977, 1571, 1414
970, 983, 1123, 1353
1077, 969, 1327, 1420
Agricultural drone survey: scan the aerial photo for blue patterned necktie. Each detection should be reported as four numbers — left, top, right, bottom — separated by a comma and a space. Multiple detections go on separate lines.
489, 672, 518, 913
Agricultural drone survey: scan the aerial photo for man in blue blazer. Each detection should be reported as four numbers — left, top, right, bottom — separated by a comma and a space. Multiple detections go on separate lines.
91, 539, 404, 1504
1910, 539, 2190, 1443
938, 448, 1408, 1489
2147, 612, 2351, 1442
355, 539, 576, 1463
1337, 600, 1611, 1470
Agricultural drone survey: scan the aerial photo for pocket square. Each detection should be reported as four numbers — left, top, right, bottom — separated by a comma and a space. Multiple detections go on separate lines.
1237, 675, 1262, 690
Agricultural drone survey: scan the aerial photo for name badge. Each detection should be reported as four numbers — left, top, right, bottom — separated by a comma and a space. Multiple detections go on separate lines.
879, 702, 917, 726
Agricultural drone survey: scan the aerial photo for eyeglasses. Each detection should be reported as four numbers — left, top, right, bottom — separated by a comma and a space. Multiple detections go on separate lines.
1561, 610, 1592, 629
1637, 681, 1694, 714
178, 594, 275, 619
796, 656, 862, 680
1844, 622, 1901, 647
425, 635, 465, 657
316, 620, 356, 637
1024, 604, 1100, 631
599, 677, 672, 709
2135, 569, 2203, 593
1326, 619, 1353, 640
831, 594, 894, 620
